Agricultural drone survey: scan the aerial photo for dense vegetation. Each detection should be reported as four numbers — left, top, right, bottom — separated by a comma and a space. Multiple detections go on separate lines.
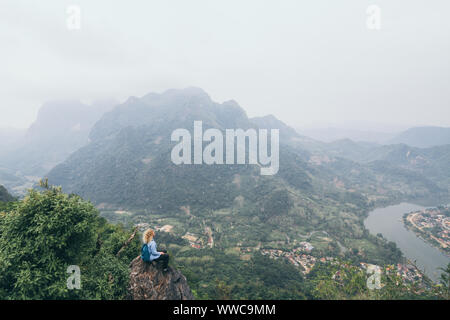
141, 228, 450, 300
304, 261, 449, 300
0, 182, 140, 299
0, 185, 448, 300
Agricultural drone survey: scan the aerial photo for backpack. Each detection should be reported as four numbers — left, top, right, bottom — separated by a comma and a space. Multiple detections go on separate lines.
141, 243, 151, 262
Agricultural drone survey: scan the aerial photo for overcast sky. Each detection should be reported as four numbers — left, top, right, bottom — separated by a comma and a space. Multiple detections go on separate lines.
1, 0, 449, 130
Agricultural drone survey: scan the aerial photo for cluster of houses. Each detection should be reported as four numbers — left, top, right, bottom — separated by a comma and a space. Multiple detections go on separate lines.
408, 208, 450, 250
255, 244, 425, 283
180, 226, 213, 249
359, 262, 423, 283
135, 222, 150, 233
259, 243, 334, 275
260, 248, 318, 274
182, 232, 203, 249
395, 263, 423, 282
294, 241, 315, 253
135, 222, 174, 234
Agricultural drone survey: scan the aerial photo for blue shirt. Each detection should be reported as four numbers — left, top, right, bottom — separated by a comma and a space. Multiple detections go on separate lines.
147, 240, 161, 261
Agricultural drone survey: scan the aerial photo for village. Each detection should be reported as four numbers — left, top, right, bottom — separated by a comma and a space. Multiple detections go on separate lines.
405, 206, 450, 254
257, 242, 331, 274
254, 243, 423, 282
135, 222, 427, 283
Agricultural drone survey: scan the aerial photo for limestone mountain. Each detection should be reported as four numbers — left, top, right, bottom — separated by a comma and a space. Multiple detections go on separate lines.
47, 88, 317, 212
0, 99, 116, 194
250, 114, 300, 141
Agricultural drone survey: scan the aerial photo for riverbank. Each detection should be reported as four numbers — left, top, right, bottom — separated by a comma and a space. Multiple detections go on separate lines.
364, 202, 450, 282
402, 207, 450, 258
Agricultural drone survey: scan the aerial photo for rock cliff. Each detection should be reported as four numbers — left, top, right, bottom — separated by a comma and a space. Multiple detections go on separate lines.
128, 256, 194, 300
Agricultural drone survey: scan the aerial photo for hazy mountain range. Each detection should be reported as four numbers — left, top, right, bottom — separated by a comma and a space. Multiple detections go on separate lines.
47, 87, 315, 211
0, 88, 449, 204
296, 127, 398, 144
0, 87, 448, 274
46, 87, 448, 210
40, 87, 448, 214
0, 99, 117, 194
0, 128, 26, 149
388, 126, 450, 148
297, 126, 450, 148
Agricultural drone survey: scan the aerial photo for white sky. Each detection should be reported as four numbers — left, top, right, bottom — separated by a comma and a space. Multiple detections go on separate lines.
0, 0, 449, 130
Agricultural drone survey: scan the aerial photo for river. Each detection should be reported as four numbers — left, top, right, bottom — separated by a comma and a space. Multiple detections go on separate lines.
364, 202, 450, 282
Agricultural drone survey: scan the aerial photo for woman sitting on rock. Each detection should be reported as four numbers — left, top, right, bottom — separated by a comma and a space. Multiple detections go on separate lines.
142, 228, 169, 272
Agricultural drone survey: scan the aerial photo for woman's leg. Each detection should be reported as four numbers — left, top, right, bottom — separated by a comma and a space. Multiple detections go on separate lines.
154, 253, 169, 269
161, 253, 169, 269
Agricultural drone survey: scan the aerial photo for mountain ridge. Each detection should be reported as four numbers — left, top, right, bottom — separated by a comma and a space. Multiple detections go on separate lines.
388, 126, 450, 148
0, 99, 117, 194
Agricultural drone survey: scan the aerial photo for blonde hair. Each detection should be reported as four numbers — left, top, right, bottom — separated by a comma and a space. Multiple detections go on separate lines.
143, 229, 155, 243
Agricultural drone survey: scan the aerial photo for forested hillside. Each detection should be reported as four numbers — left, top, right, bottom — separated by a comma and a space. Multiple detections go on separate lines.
46, 88, 450, 281
0, 182, 140, 299
292, 139, 450, 200
1, 184, 448, 300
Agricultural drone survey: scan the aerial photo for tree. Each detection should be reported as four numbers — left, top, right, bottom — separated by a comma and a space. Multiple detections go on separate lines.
0, 183, 140, 299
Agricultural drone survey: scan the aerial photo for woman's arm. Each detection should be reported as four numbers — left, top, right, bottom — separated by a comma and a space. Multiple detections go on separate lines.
149, 241, 161, 256
150, 241, 165, 255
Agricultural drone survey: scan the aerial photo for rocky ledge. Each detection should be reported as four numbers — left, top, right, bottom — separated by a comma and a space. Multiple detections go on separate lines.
127, 256, 194, 300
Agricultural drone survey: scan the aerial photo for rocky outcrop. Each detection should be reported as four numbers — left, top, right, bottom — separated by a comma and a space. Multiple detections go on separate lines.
127, 256, 194, 300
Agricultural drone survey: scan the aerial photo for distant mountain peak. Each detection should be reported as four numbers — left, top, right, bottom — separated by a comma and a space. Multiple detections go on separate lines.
142, 87, 211, 103
89, 87, 252, 141
389, 126, 450, 148
250, 114, 300, 140
257, 114, 278, 121
0, 99, 117, 182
